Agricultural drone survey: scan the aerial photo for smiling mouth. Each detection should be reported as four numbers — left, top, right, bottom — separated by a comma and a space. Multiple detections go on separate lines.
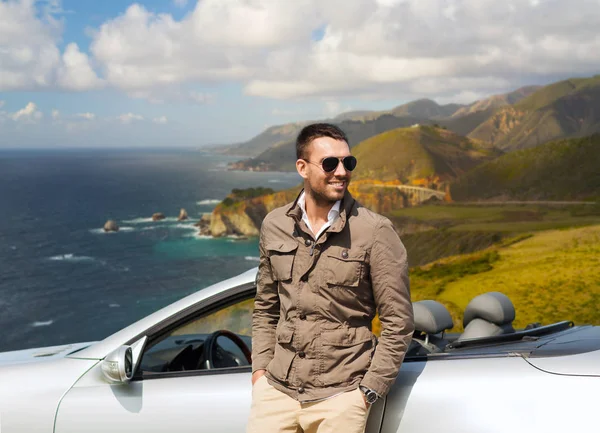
329, 181, 346, 188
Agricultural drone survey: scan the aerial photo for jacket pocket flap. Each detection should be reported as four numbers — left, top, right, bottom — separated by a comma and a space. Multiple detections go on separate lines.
267, 241, 297, 281
276, 326, 294, 344
266, 241, 298, 254
321, 327, 373, 347
325, 247, 365, 262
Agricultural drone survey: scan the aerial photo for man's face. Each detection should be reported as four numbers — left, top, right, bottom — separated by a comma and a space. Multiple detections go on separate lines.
296, 136, 352, 205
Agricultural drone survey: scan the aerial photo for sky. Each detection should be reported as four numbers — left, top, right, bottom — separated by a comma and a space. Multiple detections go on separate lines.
1, 0, 599, 148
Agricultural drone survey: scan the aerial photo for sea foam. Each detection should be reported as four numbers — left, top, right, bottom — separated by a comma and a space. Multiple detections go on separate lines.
31, 320, 53, 327
48, 254, 95, 262
197, 199, 221, 205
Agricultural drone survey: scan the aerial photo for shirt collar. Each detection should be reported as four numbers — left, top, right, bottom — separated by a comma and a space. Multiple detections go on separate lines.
298, 191, 341, 225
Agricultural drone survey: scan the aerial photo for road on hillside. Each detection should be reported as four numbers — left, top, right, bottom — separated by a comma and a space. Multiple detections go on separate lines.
457, 201, 596, 205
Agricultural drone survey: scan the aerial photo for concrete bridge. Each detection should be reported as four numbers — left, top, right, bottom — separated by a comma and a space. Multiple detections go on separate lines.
367, 184, 446, 203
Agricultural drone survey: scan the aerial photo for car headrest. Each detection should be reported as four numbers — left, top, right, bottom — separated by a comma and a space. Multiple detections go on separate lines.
463, 292, 515, 328
413, 300, 454, 335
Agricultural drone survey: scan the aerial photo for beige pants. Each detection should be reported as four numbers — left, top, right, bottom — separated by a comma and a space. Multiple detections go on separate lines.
246, 376, 370, 433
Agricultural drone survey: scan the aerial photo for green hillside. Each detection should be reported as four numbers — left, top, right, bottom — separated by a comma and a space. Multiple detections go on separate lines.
469, 75, 600, 150
351, 125, 499, 182
409, 224, 600, 331
451, 134, 600, 201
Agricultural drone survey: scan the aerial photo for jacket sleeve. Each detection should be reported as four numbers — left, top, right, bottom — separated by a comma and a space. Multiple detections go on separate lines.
251, 224, 280, 373
360, 217, 414, 397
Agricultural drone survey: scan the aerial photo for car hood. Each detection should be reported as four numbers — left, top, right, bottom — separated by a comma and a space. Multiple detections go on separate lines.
526, 326, 600, 377
0, 342, 96, 367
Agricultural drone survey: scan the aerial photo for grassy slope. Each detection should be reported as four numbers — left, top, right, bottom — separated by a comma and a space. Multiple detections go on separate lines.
351, 125, 498, 182
410, 224, 600, 331
450, 134, 600, 201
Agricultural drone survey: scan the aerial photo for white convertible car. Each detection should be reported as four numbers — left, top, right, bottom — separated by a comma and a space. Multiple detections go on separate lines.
0, 267, 599, 433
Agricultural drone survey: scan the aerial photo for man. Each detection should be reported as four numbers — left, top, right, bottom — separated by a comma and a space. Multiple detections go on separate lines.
247, 123, 414, 433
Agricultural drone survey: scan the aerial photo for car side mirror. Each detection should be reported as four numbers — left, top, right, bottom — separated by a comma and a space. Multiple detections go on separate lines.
101, 345, 134, 383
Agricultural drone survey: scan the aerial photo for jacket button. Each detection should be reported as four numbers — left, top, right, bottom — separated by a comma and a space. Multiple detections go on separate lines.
305, 239, 312, 246
342, 250, 349, 259
298, 351, 306, 358
299, 313, 307, 320
298, 386, 305, 394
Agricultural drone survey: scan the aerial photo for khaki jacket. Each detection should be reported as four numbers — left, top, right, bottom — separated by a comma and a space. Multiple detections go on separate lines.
252, 190, 414, 402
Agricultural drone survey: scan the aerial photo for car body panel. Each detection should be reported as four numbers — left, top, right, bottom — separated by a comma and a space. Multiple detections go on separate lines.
0, 358, 98, 433
55, 366, 253, 433
383, 356, 599, 433
526, 349, 600, 376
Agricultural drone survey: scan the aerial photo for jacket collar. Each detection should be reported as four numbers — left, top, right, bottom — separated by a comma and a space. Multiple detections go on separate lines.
286, 188, 355, 235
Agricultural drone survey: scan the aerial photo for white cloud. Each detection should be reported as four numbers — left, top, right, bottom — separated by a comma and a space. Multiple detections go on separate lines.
118, 112, 144, 124
153, 116, 168, 124
2, 0, 600, 105
88, 1, 323, 98
0, 0, 101, 91
51, 109, 60, 120
56, 43, 104, 91
11, 102, 43, 122
76, 112, 96, 120
0, 101, 5, 108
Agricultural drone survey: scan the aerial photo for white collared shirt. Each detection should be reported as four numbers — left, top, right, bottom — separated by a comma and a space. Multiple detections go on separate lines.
298, 192, 341, 240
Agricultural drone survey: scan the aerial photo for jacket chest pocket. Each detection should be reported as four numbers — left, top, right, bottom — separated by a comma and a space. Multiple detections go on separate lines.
267, 241, 298, 282
323, 247, 365, 287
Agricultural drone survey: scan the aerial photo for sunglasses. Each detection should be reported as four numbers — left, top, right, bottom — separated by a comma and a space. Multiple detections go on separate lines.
303, 156, 358, 173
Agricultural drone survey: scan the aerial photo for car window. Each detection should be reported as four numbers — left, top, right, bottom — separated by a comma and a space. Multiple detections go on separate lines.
139, 296, 254, 374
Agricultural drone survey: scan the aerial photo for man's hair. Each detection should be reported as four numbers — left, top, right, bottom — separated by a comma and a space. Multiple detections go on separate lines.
296, 123, 349, 159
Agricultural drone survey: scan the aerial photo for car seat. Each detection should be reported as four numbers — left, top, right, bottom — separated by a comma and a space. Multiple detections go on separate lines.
412, 300, 454, 353
457, 292, 516, 341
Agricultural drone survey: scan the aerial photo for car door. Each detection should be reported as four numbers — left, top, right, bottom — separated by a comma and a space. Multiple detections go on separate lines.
55, 295, 256, 433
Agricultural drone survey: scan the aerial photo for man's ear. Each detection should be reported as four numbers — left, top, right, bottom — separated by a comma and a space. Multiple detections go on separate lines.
296, 159, 308, 179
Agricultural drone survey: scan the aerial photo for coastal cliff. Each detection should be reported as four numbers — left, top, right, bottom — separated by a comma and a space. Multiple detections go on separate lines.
206, 182, 413, 237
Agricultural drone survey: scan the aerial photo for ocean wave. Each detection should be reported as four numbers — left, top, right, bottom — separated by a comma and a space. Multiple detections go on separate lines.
48, 253, 96, 262
245, 256, 260, 262
31, 320, 53, 327
122, 217, 154, 224
188, 232, 211, 239
90, 227, 134, 234
123, 217, 179, 224
173, 223, 197, 230
197, 199, 221, 205
109, 303, 120, 308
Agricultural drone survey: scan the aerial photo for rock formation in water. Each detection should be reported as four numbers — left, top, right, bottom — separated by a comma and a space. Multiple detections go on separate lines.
178, 208, 188, 221
152, 213, 166, 221
103, 220, 119, 232
194, 213, 212, 236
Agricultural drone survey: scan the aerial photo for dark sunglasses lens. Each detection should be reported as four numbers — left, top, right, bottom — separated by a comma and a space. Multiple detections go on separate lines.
321, 157, 340, 172
343, 156, 357, 171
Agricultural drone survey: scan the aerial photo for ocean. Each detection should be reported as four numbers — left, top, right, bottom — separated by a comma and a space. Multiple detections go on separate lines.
0, 148, 301, 352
